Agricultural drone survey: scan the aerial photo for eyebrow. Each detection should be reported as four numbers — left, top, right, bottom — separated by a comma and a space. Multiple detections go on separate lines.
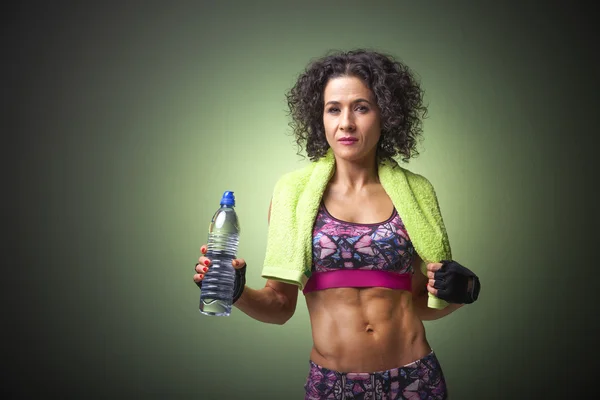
325, 98, 373, 106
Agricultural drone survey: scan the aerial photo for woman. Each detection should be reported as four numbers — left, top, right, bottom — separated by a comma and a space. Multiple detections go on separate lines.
193, 49, 481, 399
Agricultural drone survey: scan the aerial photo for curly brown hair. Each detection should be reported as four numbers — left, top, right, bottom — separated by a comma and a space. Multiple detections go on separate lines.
285, 49, 428, 164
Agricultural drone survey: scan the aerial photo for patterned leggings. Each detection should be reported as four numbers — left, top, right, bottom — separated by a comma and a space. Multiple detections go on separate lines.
304, 351, 447, 400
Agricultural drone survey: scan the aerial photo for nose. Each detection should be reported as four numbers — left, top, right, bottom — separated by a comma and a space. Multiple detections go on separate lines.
339, 110, 355, 131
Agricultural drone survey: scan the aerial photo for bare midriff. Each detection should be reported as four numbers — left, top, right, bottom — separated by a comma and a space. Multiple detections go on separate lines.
305, 287, 430, 373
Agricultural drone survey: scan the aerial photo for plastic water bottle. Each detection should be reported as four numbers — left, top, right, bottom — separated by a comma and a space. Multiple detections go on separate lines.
199, 191, 240, 317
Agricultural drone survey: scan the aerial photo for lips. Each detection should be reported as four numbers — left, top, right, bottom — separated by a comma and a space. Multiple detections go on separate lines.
338, 137, 358, 143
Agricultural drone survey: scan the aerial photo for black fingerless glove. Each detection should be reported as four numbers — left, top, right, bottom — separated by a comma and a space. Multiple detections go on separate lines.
433, 260, 481, 304
195, 263, 246, 304
232, 265, 246, 304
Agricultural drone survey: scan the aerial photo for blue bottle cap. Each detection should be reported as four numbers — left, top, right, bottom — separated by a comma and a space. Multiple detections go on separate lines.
220, 191, 235, 207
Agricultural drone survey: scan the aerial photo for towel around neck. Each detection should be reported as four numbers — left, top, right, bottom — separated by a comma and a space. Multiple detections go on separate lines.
261, 148, 452, 309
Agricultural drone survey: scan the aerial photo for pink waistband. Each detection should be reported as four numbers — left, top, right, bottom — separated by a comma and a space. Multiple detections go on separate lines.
302, 269, 412, 294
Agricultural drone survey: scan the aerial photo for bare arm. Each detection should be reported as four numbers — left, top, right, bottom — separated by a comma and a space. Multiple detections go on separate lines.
411, 254, 463, 321
234, 280, 298, 325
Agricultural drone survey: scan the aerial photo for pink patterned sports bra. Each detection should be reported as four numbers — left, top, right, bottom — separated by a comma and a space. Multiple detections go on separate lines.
302, 202, 415, 294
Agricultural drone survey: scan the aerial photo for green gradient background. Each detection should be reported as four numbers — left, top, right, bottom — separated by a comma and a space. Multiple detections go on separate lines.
8, 1, 596, 399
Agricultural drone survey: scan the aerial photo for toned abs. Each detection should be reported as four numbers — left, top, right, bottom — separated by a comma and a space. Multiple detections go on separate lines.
305, 287, 430, 373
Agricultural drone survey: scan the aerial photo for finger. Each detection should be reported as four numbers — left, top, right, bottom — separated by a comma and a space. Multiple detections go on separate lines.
200, 245, 208, 254
232, 258, 246, 269
195, 262, 209, 274
197, 256, 211, 267
426, 284, 438, 296
426, 263, 442, 272
193, 273, 205, 283
427, 271, 435, 279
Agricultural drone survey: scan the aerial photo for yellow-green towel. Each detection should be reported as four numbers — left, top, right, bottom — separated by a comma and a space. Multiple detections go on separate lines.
261, 149, 452, 309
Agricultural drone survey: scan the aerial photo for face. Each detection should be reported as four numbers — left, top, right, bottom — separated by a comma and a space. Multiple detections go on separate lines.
322, 75, 381, 163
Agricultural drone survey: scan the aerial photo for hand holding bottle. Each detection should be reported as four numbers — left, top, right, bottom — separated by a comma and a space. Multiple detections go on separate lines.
194, 244, 247, 304
196, 191, 243, 316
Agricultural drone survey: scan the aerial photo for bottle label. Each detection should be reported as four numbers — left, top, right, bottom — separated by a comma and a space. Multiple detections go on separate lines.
215, 210, 226, 229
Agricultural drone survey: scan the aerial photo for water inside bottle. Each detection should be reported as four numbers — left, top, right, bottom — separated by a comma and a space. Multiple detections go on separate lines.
198, 193, 240, 317
199, 248, 237, 316
199, 297, 232, 316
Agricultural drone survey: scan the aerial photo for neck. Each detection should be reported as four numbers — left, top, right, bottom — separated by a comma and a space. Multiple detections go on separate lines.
330, 154, 379, 191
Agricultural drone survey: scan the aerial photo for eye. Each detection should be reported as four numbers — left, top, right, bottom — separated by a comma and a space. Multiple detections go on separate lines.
326, 107, 340, 114
355, 105, 369, 113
